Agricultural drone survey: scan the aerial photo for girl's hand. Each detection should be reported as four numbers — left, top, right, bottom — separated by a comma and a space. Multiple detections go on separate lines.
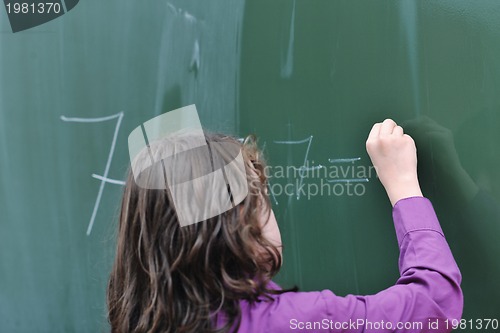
366, 119, 423, 206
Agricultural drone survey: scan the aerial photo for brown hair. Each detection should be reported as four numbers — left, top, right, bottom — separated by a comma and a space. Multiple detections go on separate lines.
107, 132, 288, 333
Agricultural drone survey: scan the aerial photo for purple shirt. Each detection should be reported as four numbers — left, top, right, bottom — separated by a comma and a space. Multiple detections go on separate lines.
226, 197, 463, 332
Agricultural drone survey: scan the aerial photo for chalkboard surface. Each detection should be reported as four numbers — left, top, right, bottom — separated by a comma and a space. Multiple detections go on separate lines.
1, 1, 499, 332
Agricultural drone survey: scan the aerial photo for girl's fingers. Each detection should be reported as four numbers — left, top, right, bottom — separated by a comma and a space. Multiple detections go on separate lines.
393, 125, 404, 136
368, 123, 382, 141
403, 133, 415, 143
380, 118, 397, 136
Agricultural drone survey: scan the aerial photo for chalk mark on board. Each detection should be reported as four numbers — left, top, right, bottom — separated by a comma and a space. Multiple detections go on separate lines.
328, 157, 368, 183
61, 111, 124, 236
327, 178, 369, 183
281, 0, 296, 78
92, 174, 126, 186
166, 2, 177, 14
329, 157, 361, 163
190, 39, 200, 76
274, 137, 312, 145
166, 2, 197, 23
274, 135, 313, 200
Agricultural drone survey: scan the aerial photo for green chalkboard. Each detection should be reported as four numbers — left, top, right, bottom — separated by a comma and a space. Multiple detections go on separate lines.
1, 0, 499, 332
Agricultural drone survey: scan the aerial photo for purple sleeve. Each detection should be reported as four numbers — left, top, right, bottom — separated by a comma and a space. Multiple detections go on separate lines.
259, 197, 463, 333
357, 197, 463, 332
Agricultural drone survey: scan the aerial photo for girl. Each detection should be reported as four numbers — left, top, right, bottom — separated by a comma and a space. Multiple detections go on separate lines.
107, 119, 463, 332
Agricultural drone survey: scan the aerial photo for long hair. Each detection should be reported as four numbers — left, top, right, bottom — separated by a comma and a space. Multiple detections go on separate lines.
107, 132, 287, 333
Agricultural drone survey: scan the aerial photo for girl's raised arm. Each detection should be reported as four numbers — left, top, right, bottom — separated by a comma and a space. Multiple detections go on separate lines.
237, 119, 463, 333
